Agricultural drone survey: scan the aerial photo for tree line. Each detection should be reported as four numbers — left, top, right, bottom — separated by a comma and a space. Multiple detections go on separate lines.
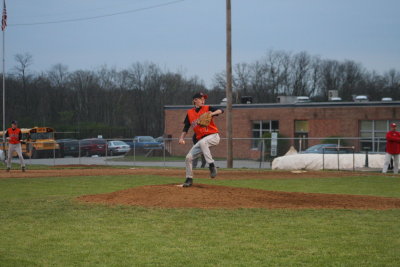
2, 50, 399, 138
214, 50, 400, 103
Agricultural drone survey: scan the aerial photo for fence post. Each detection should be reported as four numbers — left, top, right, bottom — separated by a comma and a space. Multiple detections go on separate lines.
78, 141, 81, 165
259, 139, 263, 169
29, 142, 32, 166
53, 142, 56, 167
133, 142, 136, 167
337, 147, 340, 171
163, 141, 166, 168
105, 140, 108, 166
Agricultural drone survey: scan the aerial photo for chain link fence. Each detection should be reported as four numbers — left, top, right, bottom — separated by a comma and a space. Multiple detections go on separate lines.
3, 136, 387, 170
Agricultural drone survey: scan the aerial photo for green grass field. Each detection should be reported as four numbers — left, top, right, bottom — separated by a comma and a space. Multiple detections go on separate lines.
0, 170, 399, 266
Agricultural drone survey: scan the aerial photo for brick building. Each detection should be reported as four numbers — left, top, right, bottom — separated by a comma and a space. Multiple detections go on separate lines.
164, 101, 400, 159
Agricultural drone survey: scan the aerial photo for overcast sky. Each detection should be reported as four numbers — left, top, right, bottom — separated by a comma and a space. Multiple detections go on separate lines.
5, 0, 400, 86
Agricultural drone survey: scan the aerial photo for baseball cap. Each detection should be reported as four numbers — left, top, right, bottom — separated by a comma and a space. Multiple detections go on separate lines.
192, 92, 208, 100
390, 123, 397, 127
11, 120, 18, 124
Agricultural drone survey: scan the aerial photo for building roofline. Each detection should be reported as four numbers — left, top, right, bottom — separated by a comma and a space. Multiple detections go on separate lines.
164, 101, 400, 110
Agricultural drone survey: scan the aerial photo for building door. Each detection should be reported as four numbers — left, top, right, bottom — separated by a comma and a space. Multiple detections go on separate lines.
294, 120, 309, 152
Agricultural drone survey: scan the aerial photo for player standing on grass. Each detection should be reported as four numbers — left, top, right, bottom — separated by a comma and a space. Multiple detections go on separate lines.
178, 92, 223, 187
382, 122, 400, 174
5, 120, 26, 172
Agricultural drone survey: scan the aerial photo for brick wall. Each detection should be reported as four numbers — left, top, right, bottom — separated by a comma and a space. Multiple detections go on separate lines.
164, 103, 400, 159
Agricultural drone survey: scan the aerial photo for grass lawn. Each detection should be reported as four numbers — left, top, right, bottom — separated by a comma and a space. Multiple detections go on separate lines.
0, 173, 399, 266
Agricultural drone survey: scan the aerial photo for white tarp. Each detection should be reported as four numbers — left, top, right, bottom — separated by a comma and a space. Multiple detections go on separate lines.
272, 153, 385, 170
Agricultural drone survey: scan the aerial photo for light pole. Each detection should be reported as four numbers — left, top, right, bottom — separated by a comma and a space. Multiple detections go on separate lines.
226, 0, 233, 168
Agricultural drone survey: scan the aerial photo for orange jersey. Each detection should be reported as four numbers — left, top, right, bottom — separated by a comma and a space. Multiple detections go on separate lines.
7, 128, 22, 144
187, 105, 219, 140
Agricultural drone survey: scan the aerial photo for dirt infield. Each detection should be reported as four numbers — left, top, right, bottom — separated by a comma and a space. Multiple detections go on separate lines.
0, 167, 383, 180
77, 183, 400, 210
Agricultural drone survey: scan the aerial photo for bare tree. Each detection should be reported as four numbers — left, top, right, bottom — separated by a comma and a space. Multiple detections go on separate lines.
13, 53, 34, 113
291, 51, 311, 96
48, 63, 68, 88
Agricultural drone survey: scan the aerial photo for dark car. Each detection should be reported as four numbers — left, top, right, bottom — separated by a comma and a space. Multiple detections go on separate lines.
302, 144, 353, 154
79, 138, 108, 156
57, 139, 79, 157
133, 136, 163, 150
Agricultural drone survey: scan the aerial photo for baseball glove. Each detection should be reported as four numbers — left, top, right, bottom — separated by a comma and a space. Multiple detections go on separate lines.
197, 112, 212, 127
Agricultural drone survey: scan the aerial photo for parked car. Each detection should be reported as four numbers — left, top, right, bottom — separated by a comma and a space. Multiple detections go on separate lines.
301, 144, 353, 154
155, 136, 165, 146
57, 139, 79, 157
107, 140, 130, 156
79, 138, 108, 156
120, 139, 135, 149
133, 136, 163, 150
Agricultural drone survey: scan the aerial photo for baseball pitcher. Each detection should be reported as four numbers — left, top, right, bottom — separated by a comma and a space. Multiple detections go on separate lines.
179, 92, 223, 187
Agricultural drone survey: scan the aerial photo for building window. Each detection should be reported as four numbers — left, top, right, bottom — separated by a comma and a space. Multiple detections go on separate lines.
294, 120, 309, 133
294, 120, 309, 151
252, 120, 279, 149
360, 120, 396, 152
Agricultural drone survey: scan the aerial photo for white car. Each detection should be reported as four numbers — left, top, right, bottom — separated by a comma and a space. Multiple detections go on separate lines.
107, 141, 130, 156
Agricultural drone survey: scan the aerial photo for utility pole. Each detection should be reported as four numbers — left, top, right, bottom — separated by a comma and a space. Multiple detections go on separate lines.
226, 0, 233, 168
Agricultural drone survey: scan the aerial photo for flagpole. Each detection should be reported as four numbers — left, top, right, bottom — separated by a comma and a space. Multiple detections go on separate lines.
2, 0, 5, 160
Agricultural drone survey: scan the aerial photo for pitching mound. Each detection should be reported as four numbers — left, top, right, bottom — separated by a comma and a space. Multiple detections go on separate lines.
77, 184, 400, 210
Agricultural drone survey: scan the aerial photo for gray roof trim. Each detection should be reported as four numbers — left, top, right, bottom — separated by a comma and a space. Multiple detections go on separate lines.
164, 101, 400, 110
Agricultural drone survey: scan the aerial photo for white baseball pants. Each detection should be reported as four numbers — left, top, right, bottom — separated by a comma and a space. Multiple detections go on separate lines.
7, 143, 25, 168
382, 153, 399, 174
185, 133, 220, 178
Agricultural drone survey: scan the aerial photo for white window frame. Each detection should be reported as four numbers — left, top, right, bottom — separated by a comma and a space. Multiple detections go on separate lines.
360, 120, 396, 152
251, 120, 279, 149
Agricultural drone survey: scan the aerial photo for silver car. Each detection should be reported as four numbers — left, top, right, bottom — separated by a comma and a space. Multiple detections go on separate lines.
107, 141, 130, 156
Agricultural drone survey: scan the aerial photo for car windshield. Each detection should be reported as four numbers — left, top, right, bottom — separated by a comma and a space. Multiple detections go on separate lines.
139, 137, 155, 142
305, 146, 320, 152
304, 144, 352, 153
93, 139, 106, 144
30, 132, 54, 140
305, 144, 337, 152
113, 141, 126, 146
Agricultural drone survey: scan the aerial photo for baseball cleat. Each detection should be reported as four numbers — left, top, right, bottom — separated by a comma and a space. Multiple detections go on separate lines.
6, 167, 10, 172
22, 167, 26, 172
209, 164, 217, 178
182, 178, 193, 187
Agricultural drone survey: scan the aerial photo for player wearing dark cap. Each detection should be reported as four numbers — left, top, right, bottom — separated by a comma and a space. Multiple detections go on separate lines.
178, 92, 223, 187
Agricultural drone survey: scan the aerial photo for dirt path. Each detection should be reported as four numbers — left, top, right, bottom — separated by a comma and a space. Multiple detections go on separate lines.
0, 167, 384, 180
